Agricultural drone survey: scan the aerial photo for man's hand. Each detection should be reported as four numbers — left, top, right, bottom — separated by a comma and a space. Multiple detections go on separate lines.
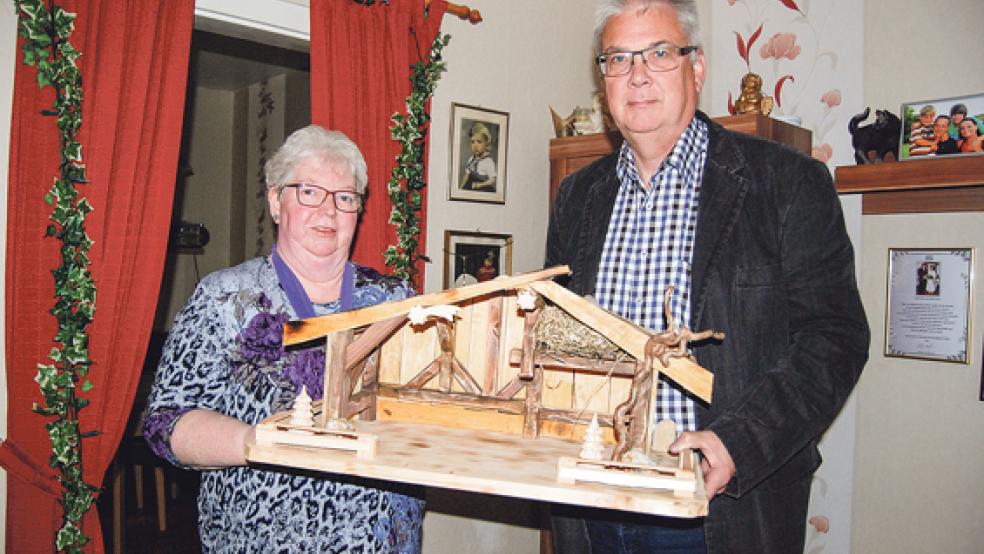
669, 430, 736, 500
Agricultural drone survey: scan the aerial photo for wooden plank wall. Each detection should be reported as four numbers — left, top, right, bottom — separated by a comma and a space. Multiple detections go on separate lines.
375, 290, 632, 418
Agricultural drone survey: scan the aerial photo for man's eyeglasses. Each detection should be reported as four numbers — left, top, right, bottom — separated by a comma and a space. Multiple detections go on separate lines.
281, 183, 362, 212
596, 43, 698, 77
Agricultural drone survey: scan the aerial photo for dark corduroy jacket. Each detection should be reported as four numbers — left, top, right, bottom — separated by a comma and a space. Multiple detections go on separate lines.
545, 112, 870, 553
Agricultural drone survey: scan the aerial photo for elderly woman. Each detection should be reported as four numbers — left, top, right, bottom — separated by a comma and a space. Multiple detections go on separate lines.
144, 126, 422, 552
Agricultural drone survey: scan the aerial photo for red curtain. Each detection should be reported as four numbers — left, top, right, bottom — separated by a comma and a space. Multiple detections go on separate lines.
3, 1, 194, 551
309, 0, 447, 286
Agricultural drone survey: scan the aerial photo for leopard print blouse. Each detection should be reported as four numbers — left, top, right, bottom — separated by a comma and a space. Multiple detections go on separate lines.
144, 257, 423, 553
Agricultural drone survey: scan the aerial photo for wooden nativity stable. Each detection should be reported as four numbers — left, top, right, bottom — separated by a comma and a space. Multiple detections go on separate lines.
245, 266, 722, 518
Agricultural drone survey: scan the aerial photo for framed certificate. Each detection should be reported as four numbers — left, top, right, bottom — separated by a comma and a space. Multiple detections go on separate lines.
885, 248, 973, 363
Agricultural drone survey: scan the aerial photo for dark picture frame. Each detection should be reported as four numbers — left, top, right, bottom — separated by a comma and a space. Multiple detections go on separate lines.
443, 230, 513, 289
899, 93, 984, 160
449, 103, 509, 203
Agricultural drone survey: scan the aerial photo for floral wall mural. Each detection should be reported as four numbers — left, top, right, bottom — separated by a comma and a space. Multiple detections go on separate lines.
708, 1, 864, 552
710, 0, 864, 170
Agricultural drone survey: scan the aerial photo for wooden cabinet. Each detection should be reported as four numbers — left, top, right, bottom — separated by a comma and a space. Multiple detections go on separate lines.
548, 114, 812, 206
834, 156, 984, 214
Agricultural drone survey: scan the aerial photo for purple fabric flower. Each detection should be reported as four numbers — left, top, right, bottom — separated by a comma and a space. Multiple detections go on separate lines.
238, 311, 289, 363
283, 349, 326, 400
143, 406, 194, 465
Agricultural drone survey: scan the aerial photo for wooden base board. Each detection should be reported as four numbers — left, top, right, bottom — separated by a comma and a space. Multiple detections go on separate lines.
255, 413, 377, 460
247, 418, 707, 518
556, 455, 697, 497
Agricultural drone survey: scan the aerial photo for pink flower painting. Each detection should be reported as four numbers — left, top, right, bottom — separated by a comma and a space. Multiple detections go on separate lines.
724, 0, 849, 168
809, 515, 830, 534
760, 32, 801, 61
811, 143, 833, 162
821, 89, 842, 108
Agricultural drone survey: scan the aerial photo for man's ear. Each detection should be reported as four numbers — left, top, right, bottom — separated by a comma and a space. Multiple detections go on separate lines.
693, 48, 706, 95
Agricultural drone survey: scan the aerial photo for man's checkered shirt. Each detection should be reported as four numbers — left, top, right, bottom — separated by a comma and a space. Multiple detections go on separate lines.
594, 116, 708, 434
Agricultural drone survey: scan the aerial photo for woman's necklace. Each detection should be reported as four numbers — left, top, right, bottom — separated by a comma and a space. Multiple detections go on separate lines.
270, 243, 354, 318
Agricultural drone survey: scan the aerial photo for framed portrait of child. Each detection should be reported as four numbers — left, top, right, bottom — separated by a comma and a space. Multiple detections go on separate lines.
449, 103, 509, 203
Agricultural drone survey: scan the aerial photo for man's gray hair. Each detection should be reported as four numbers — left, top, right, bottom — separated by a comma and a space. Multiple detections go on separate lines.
594, 0, 701, 55
264, 125, 369, 195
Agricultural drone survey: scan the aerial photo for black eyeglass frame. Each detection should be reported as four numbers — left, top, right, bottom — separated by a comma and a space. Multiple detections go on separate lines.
596, 43, 699, 77
280, 183, 364, 213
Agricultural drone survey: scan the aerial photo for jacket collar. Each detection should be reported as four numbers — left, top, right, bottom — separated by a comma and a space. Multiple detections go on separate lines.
690, 111, 751, 327
571, 154, 620, 295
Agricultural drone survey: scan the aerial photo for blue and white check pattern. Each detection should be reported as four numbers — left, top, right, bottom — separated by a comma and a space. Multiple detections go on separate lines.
594, 117, 708, 434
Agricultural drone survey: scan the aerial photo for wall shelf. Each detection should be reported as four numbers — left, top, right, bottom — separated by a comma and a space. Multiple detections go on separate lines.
835, 156, 984, 214
548, 114, 811, 207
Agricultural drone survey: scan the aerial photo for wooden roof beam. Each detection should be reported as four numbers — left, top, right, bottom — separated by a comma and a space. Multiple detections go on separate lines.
283, 266, 570, 346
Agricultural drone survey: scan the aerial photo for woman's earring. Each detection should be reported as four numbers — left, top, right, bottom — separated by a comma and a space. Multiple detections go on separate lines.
272, 215, 280, 224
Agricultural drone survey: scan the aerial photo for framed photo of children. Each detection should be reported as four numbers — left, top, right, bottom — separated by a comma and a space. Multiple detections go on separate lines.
884, 248, 973, 363
443, 230, 513, 289
899, 93, 984, 160
449, 103, 509, 203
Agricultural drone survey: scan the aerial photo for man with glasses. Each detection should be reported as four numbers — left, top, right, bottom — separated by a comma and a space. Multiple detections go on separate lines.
546, 1, 869, 552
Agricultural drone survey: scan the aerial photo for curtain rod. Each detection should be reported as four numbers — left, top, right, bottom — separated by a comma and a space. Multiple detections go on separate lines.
426, 0, 483, 24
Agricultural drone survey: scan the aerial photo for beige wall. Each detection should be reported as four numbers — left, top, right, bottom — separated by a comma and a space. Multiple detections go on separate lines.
423, 0, 600, 292
864, 0, 983, 112
854, 214, 984, 554
854, 2, 984, 552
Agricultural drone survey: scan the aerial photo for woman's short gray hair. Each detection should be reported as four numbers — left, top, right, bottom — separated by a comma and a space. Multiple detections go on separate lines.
594, 0, 701, 56
264, 125, 368, 195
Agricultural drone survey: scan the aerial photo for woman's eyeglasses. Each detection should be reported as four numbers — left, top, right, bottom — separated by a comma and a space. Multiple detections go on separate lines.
282, 183, 362, 212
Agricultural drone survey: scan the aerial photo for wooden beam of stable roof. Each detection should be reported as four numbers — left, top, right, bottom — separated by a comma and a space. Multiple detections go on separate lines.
283, 265, 570, 346
528, 280, 714, 403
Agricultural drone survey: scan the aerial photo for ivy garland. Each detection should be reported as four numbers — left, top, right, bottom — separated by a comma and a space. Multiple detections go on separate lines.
384, 32, 451, 287
15, 1, 97, 552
